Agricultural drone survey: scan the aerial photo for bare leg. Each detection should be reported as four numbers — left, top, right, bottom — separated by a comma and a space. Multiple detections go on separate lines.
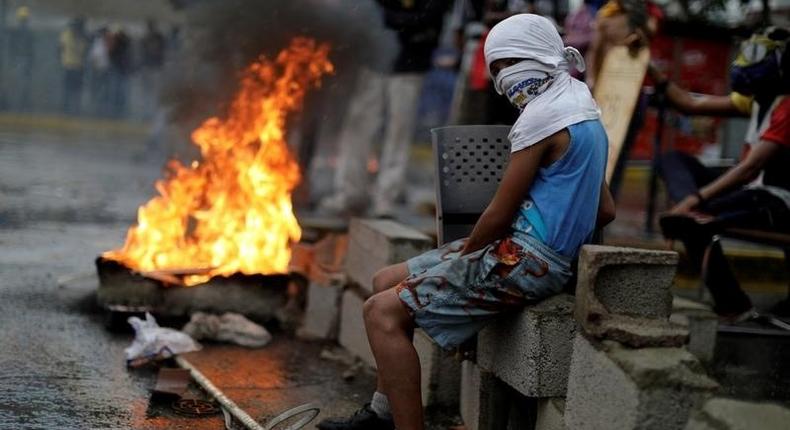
371, 262, 409, 394
372, 262, 409, 294
364, 289, 423, 430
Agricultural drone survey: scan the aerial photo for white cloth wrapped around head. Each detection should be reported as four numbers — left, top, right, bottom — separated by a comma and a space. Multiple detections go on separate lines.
484, 13, 586, 84
482, 14, 600, 153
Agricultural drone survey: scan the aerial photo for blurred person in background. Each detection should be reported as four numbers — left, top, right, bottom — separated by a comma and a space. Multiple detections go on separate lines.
140, 20, 166, 118
585, 0, 661, 89
141, 20, 166, 71
7, 6, 34, 111
59, 17, 87, 115
562, 0, 600, 80
655, 27, 790, 322
317, 0, 449, 218
108, 25, 132, 118
586, 0, 663, 197
88, 27, 111, 116
453, 0, 559, 127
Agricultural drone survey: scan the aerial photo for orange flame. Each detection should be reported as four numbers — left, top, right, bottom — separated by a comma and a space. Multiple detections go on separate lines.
104, 38, 333, 285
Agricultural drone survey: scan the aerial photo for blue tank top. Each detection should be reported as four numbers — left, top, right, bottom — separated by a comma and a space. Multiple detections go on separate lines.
511, 119, 608, 257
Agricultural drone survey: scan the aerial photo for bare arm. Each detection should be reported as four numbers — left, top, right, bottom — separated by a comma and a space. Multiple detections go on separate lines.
663, 83, 745, 117
596, 181, 616, 228
671, 139, 782, 214
585, 19, 606, 89
461, 135, 554, 255
648, 64, 747, 117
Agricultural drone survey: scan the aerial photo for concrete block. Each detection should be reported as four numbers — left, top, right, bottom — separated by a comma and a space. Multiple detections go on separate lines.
575, 245, 687, 347
297, 282, 343, 341
684, 398, 790, 430
671, 297, 718, 363
460, 360, 509, 430
460, 360, 482, 430
338, 289, 376, 368
565, 333, 718, 430
477, 294, 576, 397
345, 218, 432, 295
414, 329, 460, 408
536, 398, 566, 430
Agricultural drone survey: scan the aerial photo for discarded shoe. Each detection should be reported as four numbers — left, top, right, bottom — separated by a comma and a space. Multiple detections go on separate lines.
316, 403, 394, 430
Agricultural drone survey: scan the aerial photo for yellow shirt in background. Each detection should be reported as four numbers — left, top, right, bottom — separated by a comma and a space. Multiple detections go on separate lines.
60, 29, 86, 70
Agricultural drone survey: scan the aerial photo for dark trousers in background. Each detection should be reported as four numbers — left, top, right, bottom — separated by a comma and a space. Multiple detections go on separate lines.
90, 70, 111, 116
62, 69, 83, 114
109, 69, 128, 118
658, 151, 790, 315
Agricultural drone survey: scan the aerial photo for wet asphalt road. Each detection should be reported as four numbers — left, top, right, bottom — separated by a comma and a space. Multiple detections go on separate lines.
0, 125, 165, 428
0, 123, 390, 430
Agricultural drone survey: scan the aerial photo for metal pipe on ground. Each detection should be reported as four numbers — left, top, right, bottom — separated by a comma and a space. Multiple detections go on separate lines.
174, 356, 320, 430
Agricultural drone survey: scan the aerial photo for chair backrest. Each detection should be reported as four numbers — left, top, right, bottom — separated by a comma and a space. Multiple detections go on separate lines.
431, 125, 512, 245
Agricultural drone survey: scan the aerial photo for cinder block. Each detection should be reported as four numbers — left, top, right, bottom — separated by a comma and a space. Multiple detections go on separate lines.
460, 360, 482, 430
565, 333, 718, 430
684, 398, 790, 430
671, 297, 718, 363
536, 398, 566, 430
345, 219, 432, 295
338, 289, 376, 367
575, 245, 687, 348
414, 329, 460, 408
477, 294, 575, 397
460, 360, 509, 430
297, 282, 343, 341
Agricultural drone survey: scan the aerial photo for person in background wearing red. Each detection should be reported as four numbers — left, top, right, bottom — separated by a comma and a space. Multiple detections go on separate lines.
654, 27, 790, 323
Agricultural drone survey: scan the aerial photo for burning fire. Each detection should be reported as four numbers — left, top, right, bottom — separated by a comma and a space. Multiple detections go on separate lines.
104, 38, 333, 286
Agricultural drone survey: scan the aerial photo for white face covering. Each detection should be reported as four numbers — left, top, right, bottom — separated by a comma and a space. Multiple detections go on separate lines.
483, 14, 600, 153
494, 61, 556, 110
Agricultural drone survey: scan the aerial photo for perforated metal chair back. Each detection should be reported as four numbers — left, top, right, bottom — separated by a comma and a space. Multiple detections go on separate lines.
432, 125, 512, 245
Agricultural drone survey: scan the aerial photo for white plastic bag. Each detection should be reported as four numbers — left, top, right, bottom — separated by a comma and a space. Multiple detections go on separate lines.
125, 313, 201, 362
182, 312, 272, 348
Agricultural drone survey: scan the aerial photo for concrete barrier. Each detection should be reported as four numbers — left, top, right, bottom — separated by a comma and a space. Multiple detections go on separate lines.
415, 329, 460, 408
575, 245, 688, 348
536, 398, 566, 430
684, 398, 790, 430
338, 289, 377, 367
564, 333, 718, 430
477, 294, 576, 397
344, 218, 432, 295
460, 360, 509, 430
297, 281, 344, 341
671, 297, 718, 363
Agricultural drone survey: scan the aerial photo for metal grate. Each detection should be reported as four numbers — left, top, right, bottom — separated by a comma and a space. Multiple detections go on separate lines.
431, 125, 511, 245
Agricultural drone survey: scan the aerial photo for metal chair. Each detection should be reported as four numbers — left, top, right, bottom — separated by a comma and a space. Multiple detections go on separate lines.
431, 125, 512, 245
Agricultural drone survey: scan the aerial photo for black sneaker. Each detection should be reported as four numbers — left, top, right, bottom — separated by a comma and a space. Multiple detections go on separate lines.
316, 403, 394, 430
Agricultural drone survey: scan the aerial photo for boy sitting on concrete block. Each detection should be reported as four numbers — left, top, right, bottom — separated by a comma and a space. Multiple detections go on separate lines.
318, 14, 615, 430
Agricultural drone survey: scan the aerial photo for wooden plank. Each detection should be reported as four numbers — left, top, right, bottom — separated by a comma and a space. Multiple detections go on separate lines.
593, 46, 650, 182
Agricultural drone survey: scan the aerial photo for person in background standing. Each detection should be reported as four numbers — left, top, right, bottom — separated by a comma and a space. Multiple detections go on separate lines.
140, 20, 166, 119
141, 20, 166, 70
59, 17, 87, 114
8, 6, 34, 111
317, 0, 449, 218
586, 0, 663, 197
108, 25, 132, 118
88, 27, 111, 116
562, 0, 599, 80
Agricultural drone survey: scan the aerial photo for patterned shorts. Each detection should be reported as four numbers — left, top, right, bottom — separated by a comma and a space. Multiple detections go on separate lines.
397, 233, 572, 349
